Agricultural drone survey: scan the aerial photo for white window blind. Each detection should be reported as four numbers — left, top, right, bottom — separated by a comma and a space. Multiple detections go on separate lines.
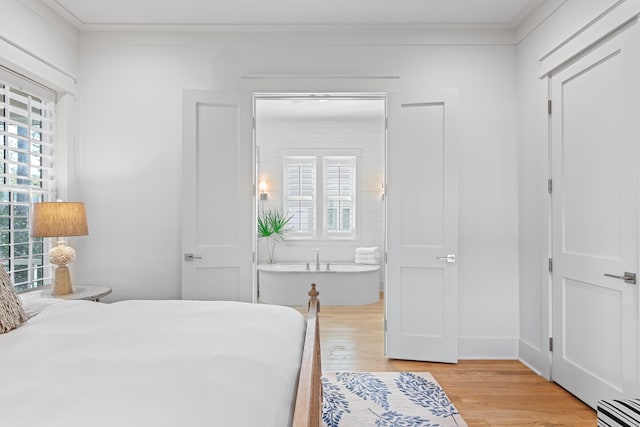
284, 157, 315, 237
0, 75, 56, 291
324, 157, 356, 238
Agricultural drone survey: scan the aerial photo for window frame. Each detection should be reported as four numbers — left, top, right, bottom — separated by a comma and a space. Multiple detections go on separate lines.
323, 156, 357, 240
281, 155, 358, 241
283, 156, 317, 239
0, 72, 56, 291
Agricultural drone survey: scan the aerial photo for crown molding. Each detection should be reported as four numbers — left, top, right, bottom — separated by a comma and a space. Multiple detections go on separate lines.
40, 0, 84, 29
515, 0, 568, 44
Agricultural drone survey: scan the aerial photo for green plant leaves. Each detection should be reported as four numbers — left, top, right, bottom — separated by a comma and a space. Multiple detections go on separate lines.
257, 209, 291, 240
257, 209, 292, 263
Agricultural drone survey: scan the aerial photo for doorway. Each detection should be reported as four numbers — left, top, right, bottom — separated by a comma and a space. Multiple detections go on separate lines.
253, 94, 387, 306
549, 22, 640, 407
181, 88, 460, 363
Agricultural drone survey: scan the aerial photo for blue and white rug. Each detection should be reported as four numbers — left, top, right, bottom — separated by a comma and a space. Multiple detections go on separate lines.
322, 371, 467, 427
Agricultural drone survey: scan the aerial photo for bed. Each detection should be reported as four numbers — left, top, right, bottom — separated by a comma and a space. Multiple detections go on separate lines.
0, 267, 321, 427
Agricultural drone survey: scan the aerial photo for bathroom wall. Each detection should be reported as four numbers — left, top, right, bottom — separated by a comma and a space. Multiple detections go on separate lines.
256, 99, 385, 287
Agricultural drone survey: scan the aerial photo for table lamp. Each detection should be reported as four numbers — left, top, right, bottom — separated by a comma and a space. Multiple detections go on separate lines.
31, 202, 89, 296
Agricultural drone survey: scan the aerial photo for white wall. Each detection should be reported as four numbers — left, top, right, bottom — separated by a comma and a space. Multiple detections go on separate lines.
257, 112, 385, 262
0, 0, 77, 93
516, 0, 632, 377
72, 28, 520, 357
256, 109, 385, 286
73, 36, 213, 300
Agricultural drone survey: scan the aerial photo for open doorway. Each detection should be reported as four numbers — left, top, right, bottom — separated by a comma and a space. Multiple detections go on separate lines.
254, 94, 386, 306
181, 89, 459, 362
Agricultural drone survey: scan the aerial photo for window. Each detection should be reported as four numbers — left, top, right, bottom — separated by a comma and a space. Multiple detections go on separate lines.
0, 74, 55, 291
324, 157, 356, 238
283, 155, 357, 240
284, 157, 316, 237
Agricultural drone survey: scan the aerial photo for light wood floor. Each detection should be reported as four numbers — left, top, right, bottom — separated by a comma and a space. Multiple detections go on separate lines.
295, 296, 596, 427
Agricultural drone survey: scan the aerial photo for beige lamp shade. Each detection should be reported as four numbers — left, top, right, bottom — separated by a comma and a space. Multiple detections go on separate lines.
31, 202, 89, 238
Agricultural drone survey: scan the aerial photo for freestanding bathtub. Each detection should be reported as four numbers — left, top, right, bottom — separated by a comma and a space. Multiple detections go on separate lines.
258, 263, 381, 306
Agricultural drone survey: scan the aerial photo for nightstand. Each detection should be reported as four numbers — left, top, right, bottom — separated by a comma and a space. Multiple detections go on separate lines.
20, 285, 112, 302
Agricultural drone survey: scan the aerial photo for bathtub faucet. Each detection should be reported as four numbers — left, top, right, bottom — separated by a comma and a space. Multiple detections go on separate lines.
316, 248, 320, 271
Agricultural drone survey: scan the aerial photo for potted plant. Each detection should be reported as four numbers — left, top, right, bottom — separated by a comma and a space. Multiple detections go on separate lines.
257, 209, 292, 264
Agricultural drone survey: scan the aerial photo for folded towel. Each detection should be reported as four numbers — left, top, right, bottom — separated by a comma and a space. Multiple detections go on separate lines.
355, 253, 380, 265
355, 247, 379, 255
355, 257, 380, 265
355, 254, 379, 261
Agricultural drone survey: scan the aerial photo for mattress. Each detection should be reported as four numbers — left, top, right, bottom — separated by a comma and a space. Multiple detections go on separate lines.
0, 299, 306, 427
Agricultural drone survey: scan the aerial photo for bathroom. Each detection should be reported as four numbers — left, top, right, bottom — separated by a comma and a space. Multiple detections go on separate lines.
255, 95, 386, 305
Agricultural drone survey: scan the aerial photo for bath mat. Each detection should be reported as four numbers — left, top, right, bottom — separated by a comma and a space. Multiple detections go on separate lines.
322, 371, 467, 427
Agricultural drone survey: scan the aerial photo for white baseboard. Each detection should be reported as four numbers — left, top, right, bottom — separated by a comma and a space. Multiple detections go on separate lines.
458, 337, 518, 359
518, 339, 551, 379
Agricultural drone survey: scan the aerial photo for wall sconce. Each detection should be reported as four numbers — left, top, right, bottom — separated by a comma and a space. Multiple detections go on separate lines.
259, 181, 268, 200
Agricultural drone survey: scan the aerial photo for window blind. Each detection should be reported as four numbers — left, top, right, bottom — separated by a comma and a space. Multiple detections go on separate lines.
324, 157, 356, 237
0, 74, 56, 291
284, 157, 315, 237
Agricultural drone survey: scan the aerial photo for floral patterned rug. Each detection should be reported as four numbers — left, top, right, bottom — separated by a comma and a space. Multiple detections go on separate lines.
322, 371, 468, 427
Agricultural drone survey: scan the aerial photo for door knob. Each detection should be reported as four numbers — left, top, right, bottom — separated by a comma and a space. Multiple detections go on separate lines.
184, 253, 203, 261
604, 272, 636, 284
436, 254, 456, 263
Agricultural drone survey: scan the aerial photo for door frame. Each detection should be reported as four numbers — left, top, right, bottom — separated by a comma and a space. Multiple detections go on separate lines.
545, 18, 640, 403
251, 91, 389, 304
384, 90, 460, 363
250, 87, 460, 363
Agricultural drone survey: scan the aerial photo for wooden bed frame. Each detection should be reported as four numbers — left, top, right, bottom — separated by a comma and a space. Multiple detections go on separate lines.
292, 283, 322, 427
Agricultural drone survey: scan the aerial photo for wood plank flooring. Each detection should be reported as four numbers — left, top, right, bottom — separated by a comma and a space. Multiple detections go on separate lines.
295, 296, 596, 426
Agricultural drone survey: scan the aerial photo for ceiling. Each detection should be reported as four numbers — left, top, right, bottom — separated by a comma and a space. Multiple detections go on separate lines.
43, 0, 546, 28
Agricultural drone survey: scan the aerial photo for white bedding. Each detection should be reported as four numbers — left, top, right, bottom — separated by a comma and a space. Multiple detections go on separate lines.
0, 299, 306, 427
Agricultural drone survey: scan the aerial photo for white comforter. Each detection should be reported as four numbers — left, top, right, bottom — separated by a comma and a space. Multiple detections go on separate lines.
0, 299, 306, 427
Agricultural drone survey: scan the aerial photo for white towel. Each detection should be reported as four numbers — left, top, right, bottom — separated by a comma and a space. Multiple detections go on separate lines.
355, 247, 379, 255
355, 254, 379, 261
355, 253, 380, 265
355, 257, 379, 265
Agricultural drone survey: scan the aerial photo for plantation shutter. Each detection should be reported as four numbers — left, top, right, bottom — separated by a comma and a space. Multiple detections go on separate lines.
324, 157, 356, 238
284, 157, 315, 237
0, 67, 56, 290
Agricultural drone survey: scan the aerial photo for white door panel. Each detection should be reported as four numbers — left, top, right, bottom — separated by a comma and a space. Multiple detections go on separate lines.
386, 92, 459, 363
551, 23, 640, 407
182, 91, 254, 301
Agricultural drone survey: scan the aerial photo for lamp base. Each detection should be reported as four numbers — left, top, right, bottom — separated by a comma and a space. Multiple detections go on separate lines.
52, 265, 73, 296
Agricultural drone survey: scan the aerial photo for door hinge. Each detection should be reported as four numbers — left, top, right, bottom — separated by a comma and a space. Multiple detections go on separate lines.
548, 258, 553, 273
549, 337, 554, 352
547, 99, 552, 115
385, 116, 388, 130
385, 252, 388, 264
252, 251, 256, 263
384, 318, 387, 332
252, 116, 256, 129
547, 179, 552, 194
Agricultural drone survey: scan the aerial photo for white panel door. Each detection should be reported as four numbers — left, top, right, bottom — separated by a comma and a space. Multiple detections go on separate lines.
182, 91, 254, 302
550, 23, 640, 407
386, 92, 459, 363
